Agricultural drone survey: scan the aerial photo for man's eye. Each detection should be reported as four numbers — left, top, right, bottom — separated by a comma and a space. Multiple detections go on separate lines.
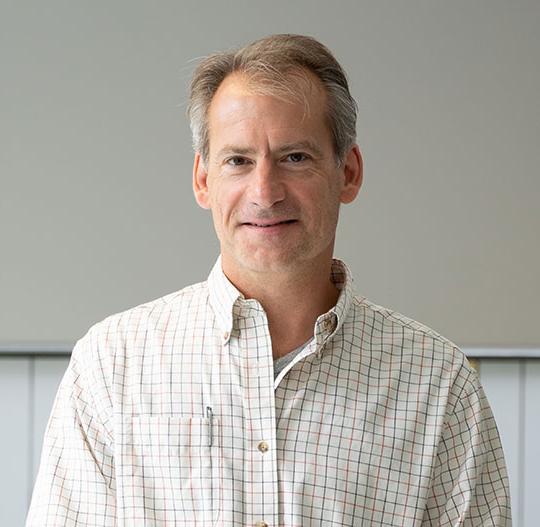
226, 156, 248, 166
286, 152, 308, 163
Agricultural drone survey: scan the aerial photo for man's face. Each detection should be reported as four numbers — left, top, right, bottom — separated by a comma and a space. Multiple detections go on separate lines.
193, 72, 362, 277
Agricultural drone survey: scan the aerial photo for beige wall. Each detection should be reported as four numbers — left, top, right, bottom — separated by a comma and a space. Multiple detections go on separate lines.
1, 1, 539, 347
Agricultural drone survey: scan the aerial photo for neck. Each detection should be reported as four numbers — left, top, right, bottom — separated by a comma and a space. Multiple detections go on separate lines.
222, 255, 339, 360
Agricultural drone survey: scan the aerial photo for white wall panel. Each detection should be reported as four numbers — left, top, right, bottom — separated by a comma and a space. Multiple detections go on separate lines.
31, 357, 70, 483
479, 360, 522, 526
523, 360, 540, 527
0, 358, 31, 526
0, 354, 534, 525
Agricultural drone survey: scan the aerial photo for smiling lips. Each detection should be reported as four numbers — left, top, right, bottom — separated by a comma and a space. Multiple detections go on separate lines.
242, 219, 297, 228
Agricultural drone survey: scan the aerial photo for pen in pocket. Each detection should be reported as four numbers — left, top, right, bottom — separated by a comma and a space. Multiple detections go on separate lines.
206, 406, 213, 447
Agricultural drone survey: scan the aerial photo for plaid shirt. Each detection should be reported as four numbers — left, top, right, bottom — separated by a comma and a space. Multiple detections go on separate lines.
27, 257, 511, 526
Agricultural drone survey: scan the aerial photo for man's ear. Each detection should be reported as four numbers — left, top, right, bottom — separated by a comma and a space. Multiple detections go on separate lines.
193, 152, 211, 210
340, 144, 363, 204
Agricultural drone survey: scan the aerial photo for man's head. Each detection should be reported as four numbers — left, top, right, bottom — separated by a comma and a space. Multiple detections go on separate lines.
189, 35, 363, 279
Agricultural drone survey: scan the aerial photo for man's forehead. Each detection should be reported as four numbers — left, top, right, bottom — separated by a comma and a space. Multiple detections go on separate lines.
209, 69, 327, 121
206, 71, 330, 147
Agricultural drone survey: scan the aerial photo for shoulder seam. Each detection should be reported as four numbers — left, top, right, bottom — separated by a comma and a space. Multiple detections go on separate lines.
352, 295, 459, 350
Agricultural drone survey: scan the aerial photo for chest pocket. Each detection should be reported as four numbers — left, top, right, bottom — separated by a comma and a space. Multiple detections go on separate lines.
127, 415, 220, 526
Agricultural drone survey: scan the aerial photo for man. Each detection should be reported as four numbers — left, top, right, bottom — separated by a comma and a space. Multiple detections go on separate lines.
27, 34, 511, 526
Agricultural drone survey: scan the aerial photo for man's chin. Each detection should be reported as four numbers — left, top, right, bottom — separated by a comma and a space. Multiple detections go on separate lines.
235, 249, 305, 275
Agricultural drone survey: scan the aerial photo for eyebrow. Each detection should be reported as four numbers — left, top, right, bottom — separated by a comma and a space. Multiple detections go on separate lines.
214, 140, 324, 160
276, 140, 324, 158
215, 145, 257, 159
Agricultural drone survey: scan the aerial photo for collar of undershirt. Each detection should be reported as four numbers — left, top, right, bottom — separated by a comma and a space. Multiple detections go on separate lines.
207, 255, 355, 352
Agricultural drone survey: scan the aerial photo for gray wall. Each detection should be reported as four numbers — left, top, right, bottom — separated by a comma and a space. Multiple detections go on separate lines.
1, 1, 539, 347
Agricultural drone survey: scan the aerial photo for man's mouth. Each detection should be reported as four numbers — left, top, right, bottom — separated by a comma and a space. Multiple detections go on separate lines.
243, 219, 297, 228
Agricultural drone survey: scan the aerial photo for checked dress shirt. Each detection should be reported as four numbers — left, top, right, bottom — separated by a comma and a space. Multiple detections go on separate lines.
27, 257, 511, 526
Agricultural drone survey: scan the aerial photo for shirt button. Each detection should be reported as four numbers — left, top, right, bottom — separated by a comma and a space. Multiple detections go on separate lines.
257, 441, 269, 453
222, 331, 230, 343
255, 522, 268, 527
323, 317, 335, 331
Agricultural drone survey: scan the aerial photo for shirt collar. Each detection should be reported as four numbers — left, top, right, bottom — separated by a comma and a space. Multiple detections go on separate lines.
207, 255, 242, 335
322, 257, 355, 340
207, 255, 355, 342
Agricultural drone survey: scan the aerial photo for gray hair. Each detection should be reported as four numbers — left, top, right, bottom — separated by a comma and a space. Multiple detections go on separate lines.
188, 34, 357, 166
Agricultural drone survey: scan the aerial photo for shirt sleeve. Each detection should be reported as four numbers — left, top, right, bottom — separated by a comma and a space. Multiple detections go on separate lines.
26, 330, 116, 526
421, 366, 512, 526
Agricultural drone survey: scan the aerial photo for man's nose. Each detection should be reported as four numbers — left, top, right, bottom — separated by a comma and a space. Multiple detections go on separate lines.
248, 160, 285, 208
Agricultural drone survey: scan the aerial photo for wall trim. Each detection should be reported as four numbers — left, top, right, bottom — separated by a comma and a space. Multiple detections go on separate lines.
1, 343, 539, 358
